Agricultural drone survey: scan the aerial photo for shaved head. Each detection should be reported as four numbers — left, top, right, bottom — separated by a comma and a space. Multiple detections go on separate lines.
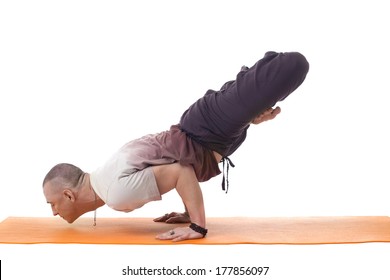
43, 163, 85, 189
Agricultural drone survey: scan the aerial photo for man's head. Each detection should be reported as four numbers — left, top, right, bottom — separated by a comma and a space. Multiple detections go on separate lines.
42, 163, 86, 223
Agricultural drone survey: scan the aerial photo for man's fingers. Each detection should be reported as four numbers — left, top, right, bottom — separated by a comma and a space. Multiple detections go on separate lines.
166, 217, 182, 223
153, 213, 172, 222
153, 214, 167, 222
155, 231, 173, 240
273, 106, 281, 115
153, 212, 180, 223
268, 106, 281, 120
166, 215, 191, 224
153, 216, 165, 222
156, 227, 203, 242
263, 106, 281, 121
251, 106, 282, 124
154, 212, 191, 223
172, 234, 190, 242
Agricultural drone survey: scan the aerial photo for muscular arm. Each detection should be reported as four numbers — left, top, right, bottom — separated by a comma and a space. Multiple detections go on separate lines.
152, 163, 205, 241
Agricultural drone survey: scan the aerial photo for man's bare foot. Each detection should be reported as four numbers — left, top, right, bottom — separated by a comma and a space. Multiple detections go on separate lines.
153, 212, 191, 223
251, 106, 281, 124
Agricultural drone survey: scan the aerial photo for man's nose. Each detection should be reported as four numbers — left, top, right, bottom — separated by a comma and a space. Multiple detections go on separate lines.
51, 206, 58, 216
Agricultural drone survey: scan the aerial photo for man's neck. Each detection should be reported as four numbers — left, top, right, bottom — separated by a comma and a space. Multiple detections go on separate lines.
82, 173, 105, 210
80, 173, 105, 211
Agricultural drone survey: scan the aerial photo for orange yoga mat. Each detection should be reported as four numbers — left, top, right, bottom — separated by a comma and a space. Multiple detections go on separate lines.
0, 216, 390, 245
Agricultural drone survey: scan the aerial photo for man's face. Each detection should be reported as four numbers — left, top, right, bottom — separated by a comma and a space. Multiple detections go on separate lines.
43, 181, 79, 223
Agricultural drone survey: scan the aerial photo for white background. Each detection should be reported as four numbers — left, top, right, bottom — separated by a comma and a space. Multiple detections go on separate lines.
1, 1, 389, 279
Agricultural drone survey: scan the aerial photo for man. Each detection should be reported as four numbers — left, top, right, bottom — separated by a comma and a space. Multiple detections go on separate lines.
43, 51, 309, 242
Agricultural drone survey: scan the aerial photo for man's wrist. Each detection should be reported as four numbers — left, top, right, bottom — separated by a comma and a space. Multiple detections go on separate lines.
189, 223, 208, 237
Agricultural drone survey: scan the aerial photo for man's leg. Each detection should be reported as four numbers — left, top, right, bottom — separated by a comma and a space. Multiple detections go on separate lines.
180, 51, 309, 157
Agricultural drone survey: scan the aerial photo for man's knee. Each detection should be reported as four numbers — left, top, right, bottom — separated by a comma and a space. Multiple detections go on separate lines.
279, 52, 310, 93
266, 51, 310, 102
263, 51, 309, 77
283, 52, 310, 77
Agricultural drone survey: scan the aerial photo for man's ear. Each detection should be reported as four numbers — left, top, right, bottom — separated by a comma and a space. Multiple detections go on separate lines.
63, 189, 75, 202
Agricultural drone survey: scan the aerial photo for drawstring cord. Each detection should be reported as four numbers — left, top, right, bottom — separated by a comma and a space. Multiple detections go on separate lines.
221, 157, 235, 193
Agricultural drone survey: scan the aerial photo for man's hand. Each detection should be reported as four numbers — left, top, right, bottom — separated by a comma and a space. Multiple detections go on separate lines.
153, 212, 191, 223
156, 226, 203, 242
251, 106, 281, 124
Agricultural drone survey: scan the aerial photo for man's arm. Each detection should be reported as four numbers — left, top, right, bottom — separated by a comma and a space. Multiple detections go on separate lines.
152, 163, 206, 241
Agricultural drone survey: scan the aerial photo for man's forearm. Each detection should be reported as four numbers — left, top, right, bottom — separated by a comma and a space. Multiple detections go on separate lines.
174, 166, 206, 227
